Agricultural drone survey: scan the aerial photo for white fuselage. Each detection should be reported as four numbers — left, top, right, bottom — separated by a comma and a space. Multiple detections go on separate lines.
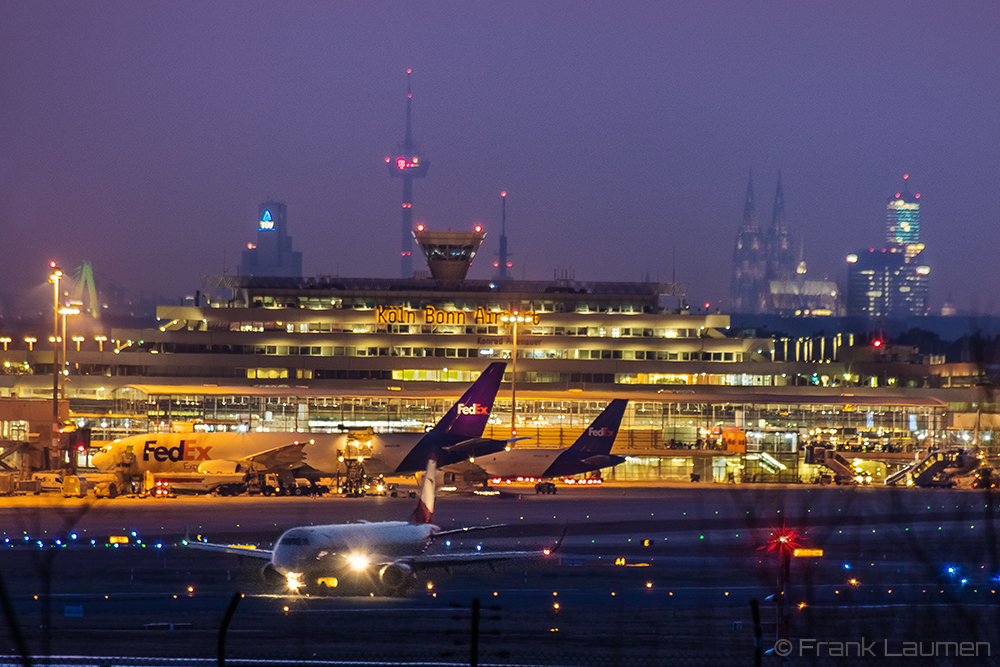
271, 521, 438, 576
92, 431, 428, 477
466, 448, 563, 479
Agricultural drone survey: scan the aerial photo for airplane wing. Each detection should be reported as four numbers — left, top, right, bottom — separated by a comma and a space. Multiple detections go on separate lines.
241, 442, 308, 470
433, 523, 507, 538
398, 548, 551, 572
442, 436, 530, 456
182, 537, 273, 560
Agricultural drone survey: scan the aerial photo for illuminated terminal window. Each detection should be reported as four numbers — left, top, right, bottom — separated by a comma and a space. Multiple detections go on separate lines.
392, 369, 477, 383
246, 368, 289, 380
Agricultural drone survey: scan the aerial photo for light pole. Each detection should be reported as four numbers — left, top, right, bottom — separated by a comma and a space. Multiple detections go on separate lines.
59, 305, 80, 397
500, 310, 535, 437
48, 261, 63, 471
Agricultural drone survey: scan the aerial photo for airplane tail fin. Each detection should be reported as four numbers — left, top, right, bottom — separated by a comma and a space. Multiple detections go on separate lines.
431, 362, 506, 439
409, 457, 437, 525
567, 399, 628, 456
541, 399, 629, 479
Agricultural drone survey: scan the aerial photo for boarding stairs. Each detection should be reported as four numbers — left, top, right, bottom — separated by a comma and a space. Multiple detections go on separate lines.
806, 445, 858, 484
884, 448, 978, 487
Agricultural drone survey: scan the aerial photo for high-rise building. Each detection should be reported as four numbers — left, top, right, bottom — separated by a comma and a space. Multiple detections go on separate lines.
846, 246, 929, 317
238, 202, 303, 278
386, 69, 430, 279
730, 171, 766, 313
846, 175, 929, 317
886, 174, 920, 245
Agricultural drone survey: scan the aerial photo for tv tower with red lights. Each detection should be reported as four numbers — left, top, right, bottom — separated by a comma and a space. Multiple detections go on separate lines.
493, 190, 513, 280
386, 69, 430, 279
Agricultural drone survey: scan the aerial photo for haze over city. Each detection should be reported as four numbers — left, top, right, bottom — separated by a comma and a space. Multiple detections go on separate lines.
2, 1, 998, 313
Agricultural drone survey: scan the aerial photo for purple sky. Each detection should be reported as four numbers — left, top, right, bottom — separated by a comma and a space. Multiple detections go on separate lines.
2, 1, 998, 313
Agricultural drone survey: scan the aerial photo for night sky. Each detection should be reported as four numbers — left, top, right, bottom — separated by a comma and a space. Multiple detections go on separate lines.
2, 2, 998, 313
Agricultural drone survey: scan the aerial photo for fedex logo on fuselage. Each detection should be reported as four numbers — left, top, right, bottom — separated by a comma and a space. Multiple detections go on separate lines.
142, 440, 212, 463
588, 427, 616, 437
457, 403, 490, 416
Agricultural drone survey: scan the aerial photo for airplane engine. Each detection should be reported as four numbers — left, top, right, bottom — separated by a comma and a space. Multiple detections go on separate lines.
378, 562, 415, 595
198, 460, 243, 475
261, 563, 284, 586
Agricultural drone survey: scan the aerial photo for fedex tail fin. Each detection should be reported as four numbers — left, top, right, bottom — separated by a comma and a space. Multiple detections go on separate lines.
409, 458, 437, 525
542, 399, 629, 478
430, 362, 506, 439
567, 399, 628, 456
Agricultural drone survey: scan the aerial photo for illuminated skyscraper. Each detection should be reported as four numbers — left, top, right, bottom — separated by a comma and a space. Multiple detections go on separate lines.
386, 69, 430, 279
239, 202, 302, 278
846, 175, 929, 317
886, 174, 921, 245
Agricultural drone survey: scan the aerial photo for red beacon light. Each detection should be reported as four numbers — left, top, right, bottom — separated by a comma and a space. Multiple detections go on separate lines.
416, 224, 425, 232
474, 224, 482, 233
493, 261, 499, 268
500, 191, 507, 197
384, 156, 390, 163
873, 340, 883, 348
506, 262, 512, 268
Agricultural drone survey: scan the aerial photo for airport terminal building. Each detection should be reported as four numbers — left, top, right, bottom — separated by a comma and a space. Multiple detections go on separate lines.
0, 229, 980, 483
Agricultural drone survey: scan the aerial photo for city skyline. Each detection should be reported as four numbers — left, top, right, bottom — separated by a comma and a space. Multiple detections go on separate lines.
2, 2, 998, 313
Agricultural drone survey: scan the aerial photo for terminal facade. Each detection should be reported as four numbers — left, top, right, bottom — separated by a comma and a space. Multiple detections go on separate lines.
0, 222, 983, 483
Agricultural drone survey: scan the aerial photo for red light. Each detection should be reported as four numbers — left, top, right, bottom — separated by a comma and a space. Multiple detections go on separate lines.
400, 251, 406, 257
903, 173, 909, 180
416, 224, 424, 232
915, 193, 920, 199
49, 260, 57, 268
506, 262, 512, 268
474, 225, 482, 233
895, 193, 901, 198
493, 262, 499, 267
873, 340, 883, 347
870, 248, 875, 252
396, 158, 407, 170
704, 302, 710, 309
76, 445, 85, 452
384, 156, 390, 163
407, 94, 412, 99
406, 68, 412, 74
500, 191, 507, 197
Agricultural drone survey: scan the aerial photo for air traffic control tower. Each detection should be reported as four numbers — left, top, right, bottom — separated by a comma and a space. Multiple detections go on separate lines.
412, 225, 486, 287
386, 69, 430, 279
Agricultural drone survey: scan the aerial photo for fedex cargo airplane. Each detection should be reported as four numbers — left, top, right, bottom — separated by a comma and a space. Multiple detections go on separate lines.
185, 457, 555, 595
92, 362, 511, 485
446, 399, 628, 484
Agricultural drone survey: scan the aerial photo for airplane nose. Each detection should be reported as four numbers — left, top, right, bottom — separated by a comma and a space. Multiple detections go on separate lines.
92, 452, 111, 470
